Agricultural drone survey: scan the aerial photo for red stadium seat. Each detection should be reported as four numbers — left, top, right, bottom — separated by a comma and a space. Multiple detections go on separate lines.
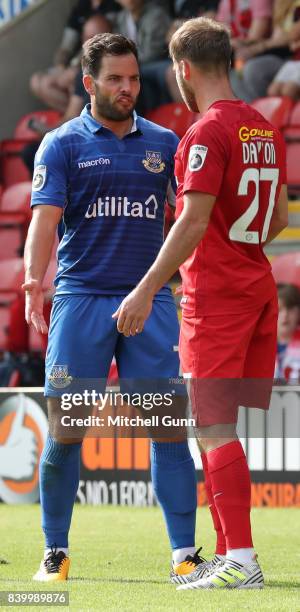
283, 125, 300, 141
0, 258, 24, 350
0, 139, 31, 187
0, 181, 32, 216
0, 308, 11, 351
0, 258, 58, 294
272, 252, 300, 288
251, 96, 294, 129
145, 103, 196, 138
286, 142, 300, 194
14, 110, 61, 140
282, 101, 300, 141
0, 258, 57, 352
0, 183, 32, 260
0, 258, 24, 293
0, 225, 26, 260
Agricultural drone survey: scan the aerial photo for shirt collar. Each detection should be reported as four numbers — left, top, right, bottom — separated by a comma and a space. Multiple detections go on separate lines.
81, 104, 142, 135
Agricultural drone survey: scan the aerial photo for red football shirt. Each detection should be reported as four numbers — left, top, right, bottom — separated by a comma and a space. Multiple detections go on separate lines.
175, 99, 287, 316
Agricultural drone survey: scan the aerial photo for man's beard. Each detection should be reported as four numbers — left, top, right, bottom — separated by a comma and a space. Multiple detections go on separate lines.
177, 72, 198, 113
94, 86, 136, 121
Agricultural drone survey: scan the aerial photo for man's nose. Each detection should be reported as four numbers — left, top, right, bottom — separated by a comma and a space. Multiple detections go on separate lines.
120, 79, 132, 93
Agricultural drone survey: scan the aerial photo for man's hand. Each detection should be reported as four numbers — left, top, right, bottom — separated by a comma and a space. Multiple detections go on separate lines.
0, 400, 37, 481
22, 279, 48, 334
112, 287, 153, 336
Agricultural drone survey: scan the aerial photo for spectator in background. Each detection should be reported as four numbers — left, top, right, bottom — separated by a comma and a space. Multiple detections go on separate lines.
148, 1, 221, 107
232, 0, 300, 101
110, 0, 172, 111
267, 14, 300, 98
217, 0, 273, 102
23, 15, 111, 174
217, 0, 272, 45
275, 283, 300, 382
165, 0, 271, 104
148, 0, 220, 18
174, 0, 220, 19
30, 0, 118, 112
112, 0, 171, 63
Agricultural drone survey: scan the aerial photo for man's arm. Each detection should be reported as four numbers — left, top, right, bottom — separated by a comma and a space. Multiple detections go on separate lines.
264, 184, 288, 245
113, 192, 215, 336
246, 17, 271, 42
23, 205, 62, 333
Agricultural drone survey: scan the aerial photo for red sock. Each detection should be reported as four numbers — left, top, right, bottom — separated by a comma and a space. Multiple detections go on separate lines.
201, 453, 226, 555
207, 441, 253, 550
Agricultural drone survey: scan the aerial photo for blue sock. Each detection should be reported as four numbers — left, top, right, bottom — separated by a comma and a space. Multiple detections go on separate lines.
151, 441, 197, 550
39, 434, 82, 549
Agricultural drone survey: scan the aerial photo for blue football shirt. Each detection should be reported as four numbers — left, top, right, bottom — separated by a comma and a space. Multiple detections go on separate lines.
31, 105, 179, 298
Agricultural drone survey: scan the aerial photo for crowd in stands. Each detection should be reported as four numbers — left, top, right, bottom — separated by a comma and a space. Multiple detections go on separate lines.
21, 0, 300, 156
275, 283, 300, 382
27, 0, 300, 118
2, 0, 300, 386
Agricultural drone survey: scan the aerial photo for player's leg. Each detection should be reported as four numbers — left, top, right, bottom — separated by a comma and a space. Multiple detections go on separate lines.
179, 315, 233, 568
34, 295, 117, 581
35, 398, 82, 582
178, 306, 276, 590
211, 297, 277, 568
116, 298, 200, 581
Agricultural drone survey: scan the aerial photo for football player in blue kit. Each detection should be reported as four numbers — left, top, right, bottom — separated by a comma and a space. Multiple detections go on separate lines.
23, 33, 203, 583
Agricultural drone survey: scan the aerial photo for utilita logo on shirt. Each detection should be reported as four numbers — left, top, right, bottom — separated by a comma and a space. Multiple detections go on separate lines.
85, 195, 158, 219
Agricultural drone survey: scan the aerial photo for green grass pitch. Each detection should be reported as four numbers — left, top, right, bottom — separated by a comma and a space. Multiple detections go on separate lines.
0, 505, 299, 611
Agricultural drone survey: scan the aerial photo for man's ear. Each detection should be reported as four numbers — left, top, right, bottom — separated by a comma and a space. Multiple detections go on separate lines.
83, 74, 95, 96
180, 59, 191, 81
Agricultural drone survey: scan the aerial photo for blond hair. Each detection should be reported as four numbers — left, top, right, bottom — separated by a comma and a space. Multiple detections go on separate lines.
169, 17, 231, 74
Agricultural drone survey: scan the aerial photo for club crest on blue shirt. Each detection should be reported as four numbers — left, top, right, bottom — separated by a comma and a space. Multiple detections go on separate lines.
142, 151, 165, 173
48, 364, 73, 389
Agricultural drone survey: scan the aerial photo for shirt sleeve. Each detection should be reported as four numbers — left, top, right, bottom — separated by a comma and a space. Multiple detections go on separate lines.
182, 120, 230, 197
31, 132, 68, 209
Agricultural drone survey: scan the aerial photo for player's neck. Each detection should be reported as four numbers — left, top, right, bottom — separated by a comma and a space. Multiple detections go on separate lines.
195, 78, 236, 115
91, 108, 134, 139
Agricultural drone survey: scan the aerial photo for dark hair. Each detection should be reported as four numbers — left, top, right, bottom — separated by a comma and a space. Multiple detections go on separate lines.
169, 16, 231, 75
277, 283, 300, 309
81, 33, 139, 78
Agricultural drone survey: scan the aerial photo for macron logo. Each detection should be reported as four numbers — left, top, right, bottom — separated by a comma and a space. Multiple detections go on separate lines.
78, 158, 110, 169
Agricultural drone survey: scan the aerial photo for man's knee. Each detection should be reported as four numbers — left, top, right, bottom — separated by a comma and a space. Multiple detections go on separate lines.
197, 423, 237, 452
47, 397, 84, 444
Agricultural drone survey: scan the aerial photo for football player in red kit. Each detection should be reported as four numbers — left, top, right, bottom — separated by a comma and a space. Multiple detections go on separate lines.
114, 17, 288, 589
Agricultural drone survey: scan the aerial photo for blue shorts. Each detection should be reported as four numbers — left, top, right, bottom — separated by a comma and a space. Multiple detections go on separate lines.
45, 295, 181, 397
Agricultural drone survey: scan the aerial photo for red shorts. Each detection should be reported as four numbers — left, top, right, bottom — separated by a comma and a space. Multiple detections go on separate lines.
179, 296, 278, 427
